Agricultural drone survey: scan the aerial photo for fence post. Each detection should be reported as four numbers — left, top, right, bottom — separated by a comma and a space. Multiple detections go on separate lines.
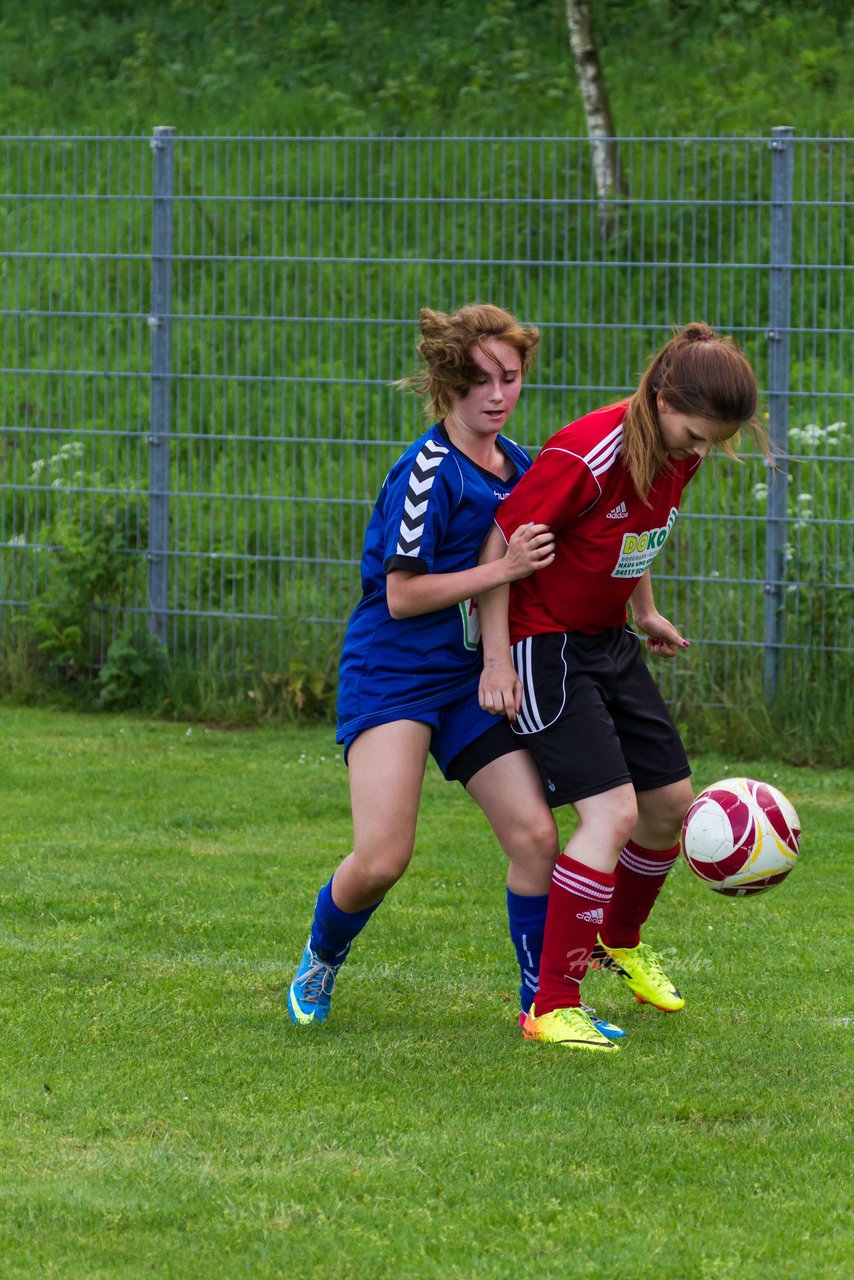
147, 125, 175, 647
763, 125, 794, 702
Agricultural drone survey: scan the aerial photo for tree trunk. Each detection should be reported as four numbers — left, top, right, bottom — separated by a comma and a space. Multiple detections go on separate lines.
564, 0, 622, 236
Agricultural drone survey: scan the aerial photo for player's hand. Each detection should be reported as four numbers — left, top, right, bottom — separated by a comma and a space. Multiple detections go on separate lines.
479, 659, 523, 722
635, 609, 691, 659
503, 522, 555, 581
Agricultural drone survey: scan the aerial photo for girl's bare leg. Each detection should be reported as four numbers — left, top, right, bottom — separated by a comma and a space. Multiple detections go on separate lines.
331, 720, 432, 912
465, 750, 559, 893
632, 778, 694, 849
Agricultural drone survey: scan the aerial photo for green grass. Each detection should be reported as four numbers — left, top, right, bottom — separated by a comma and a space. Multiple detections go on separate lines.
1, 708, 851, 1278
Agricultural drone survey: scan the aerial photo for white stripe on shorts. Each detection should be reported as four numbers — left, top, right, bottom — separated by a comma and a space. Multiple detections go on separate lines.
513, 637, 543, 734
512, 635, 568, 735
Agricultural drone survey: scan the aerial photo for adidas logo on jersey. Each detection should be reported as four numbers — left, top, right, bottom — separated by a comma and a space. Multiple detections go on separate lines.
576, 907, 604, 923
606, 502, 629, 520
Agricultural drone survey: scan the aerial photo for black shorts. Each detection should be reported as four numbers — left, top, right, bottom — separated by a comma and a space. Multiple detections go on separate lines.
445, 718, 528, 789
510, 626, 691, 808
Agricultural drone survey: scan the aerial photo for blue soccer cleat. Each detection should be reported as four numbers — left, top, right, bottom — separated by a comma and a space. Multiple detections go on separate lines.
287, 938, 349, 1025
583, 1003, 627, 1040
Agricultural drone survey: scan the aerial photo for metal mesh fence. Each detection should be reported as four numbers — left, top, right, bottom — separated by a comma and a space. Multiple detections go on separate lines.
1, 129, 851, 704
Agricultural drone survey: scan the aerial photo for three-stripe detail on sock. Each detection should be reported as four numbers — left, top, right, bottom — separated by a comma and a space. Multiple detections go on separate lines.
552, 862, 614, 903
547, 860, 614, 990
618, 846, 679, 876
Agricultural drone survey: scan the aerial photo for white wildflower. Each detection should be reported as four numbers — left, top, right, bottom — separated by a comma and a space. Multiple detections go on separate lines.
797, 424, 825, 448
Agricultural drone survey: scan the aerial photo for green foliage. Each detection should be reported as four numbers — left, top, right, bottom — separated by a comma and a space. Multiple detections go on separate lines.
145, 632, 338, 727
0, 710, 851, 1278
95, 628, 169, 710
247, 661, 334, 721
0, 0, 850, 134
678, 657, 854, 767
19, 509, 136, 671
13, 445, 146, 689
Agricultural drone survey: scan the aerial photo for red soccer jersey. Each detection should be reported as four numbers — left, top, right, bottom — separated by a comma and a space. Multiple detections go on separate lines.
494, 401, 701, 640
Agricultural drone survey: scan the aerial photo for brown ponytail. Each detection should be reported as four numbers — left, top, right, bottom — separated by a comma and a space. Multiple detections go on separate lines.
623, 322, 764, 502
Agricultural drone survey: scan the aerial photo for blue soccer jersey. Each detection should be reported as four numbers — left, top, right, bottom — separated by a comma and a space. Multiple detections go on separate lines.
337, 423, 532, 744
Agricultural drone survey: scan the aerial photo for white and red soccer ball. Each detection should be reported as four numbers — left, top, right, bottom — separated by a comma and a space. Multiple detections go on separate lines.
681, 777, 801, 897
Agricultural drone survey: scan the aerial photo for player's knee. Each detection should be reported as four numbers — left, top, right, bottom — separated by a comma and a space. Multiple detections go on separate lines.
503, 808, 559, 869
610, 790, 639, 845
350, 845, 412, 895
645, 779, 694, 843
579, 793, 638, 851
667, 778, 695, 826
614, 805, 639, 850
530, 810, 560, 864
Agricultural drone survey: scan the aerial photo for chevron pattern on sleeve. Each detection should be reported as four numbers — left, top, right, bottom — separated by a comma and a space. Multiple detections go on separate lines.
395, 439, 449, 557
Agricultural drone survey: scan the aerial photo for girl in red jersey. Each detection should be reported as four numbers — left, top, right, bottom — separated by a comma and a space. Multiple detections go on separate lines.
477, 322, 763, 1051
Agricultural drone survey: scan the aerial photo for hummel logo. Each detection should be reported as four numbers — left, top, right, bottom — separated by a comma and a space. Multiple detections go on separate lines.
576, 907, 604, 923
606, 502, 629, 520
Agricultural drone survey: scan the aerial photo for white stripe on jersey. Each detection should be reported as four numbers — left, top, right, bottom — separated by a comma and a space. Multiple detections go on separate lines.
583, 422, 624, 477
403, 495, 429, 520
536, 423, 623, 510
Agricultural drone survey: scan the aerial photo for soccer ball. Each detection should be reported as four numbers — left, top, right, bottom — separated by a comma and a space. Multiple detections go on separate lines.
681, 777, 801, 897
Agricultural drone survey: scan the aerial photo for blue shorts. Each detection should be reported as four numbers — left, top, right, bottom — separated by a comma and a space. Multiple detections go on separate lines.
340, 686, 522, 784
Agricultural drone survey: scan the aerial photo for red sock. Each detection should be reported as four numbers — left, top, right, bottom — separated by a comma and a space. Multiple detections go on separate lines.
599, 840, 679, 950
532, 855, 615, 1018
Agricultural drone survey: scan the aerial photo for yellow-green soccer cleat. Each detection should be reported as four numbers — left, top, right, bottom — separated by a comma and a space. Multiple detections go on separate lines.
518, 1004, 627, 1040
591, 937, 685, 1012
522, 1003, 621, 1052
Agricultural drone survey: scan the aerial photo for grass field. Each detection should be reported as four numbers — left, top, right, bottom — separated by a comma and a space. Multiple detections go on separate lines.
1, 707, 851, 1279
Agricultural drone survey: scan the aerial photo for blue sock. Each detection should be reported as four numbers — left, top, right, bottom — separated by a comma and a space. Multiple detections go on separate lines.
506, 888, 549, 1015
310, 877, 382, 960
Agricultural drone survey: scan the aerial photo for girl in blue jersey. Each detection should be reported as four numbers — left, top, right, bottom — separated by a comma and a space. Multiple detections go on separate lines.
288, 303, 567, 1032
